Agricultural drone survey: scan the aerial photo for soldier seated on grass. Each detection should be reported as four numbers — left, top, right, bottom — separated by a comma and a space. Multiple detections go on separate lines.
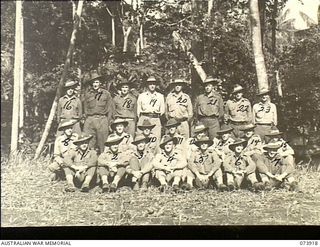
256, 142, 298, 191
109, 118, 135, 152
97, 134, 131, 193
151, 135, 187, 193
126, 134, 154, 191
161, 119, 187, 152
213, 125, 235, 156
186, 136, 228, 191
49, 119, 79, 181
63, 133, 97, 193
265, 126, 295, 167
136, 119, 159, 155
223, 138, 265, 191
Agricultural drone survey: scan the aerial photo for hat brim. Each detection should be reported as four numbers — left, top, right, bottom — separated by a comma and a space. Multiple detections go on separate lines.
104, 137, 124, 146
165, 122, 181, 128
266, 132, 283, 137
257, 91, 270, 96
194, 140, 213, 147
111, 121, 129, 130
194, 127, 209, 134
64, 83, 78, 89
242, 126, 255, 131
132, 137, 150, 145
58, 120, 78, 131
73, 136, 93, 145
229, 140, 247, 151
86, 75, 104, 84
159, 137, 178, 149
231, 88, 244, 94
137, 124, 156, 130
217, 128, 234, 135
263, 146, 281, 151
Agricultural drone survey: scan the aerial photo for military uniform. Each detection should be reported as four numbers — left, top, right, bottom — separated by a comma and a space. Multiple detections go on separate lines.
137, 91, 165, 140
49, 133, 78, 174
160, 133, 187, 153
63, 148, 97, 186
214, 137, 235, 156
252, 102, 277, 140
113, 93, 137, 137
223, 152, 258, 189
83, 88, 114, 152
108, 132, 135, 153
224, 98, 252, 138
194, 91, 224, 139
187, 148, 224, 188
56, 95, 82, 136
166, 91, 193, 138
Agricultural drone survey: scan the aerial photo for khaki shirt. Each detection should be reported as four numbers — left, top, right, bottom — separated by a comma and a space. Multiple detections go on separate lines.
214, 137, 235, 155
64, 148, 98, 168
160, 133, 187, 153
110, 133, 135, 153
166, 92, 193, 120
113, 93, 137, 119
188, 148, 221, 175
194, 92, 224, 119
224, 98, 252, 122
98, 150, 130, 168
84, 88, 114, 118
53, 133, 78, 164
253, 102, 277, 125
224, 152, 256, 174
244, 134, 263, 155
57, 95, 82, 121
257, 154, 294, 176
152, 149, 187, 172
137, 91, 165, 116
127, 150, 154, 174
144, 133, 159, 155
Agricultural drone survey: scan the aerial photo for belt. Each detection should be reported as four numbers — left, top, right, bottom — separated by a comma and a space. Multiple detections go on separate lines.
256, 123, 272, 126
141, 112, 160, 118
60, 117, 80, 120
230, 120, 247, 125
117, 116, 135, 120
87, 114, 107, 117
199, 115, 218, 119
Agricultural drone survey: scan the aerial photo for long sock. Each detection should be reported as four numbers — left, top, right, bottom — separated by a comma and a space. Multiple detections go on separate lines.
186, 177, 193, 186
83, 176, 92, 186
172, 177, 181, 186
112, 175, 121, 186
101, 175, 109, 184
66, 175, 74, 185
158, 176, 167, 185
216, 176, 223, 185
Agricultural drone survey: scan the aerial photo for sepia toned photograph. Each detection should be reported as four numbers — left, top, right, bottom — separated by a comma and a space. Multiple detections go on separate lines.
1, 0, 320, 228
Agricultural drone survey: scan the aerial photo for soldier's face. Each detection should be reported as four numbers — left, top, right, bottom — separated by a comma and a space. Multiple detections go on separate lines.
92, 80, 101, 90
268, 150, 277, 158
115, 124, 124, 134
66, 88, 75, 96
168, 126, 177, 135
245, 130, 254, 138
148, 83, 156, 92
164, 141, 174, 153
204, 83, 213, 93
174, 85, 182, 93
235, 145, 244, 153
137, 142, 146, 151
271, 136, 280, 142
79, 143, 88, 151
110, 144, 119, 153
235, 92, 243, 100
121, 85, 129, 95
64, 127, 73, 136
200, 143, 208, 151
143, 128, 151, 136
261, 94, 269, 102
221, 133, 230, 141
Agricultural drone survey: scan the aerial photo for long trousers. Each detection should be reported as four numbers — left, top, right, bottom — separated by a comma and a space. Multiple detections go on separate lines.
83, 115, 109, 153
176, 120, 190, 139
254, 124, 272, 141
198, 117, 220, 140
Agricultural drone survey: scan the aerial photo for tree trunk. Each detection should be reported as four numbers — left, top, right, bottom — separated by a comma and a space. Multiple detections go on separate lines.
258, 0, 266, 46
11, 0, 23, 153
271, 0, 278, 55
19, 6, 24, 130
250, 0, 269, 92
123, 26, 132, 53
140, 23, 144, 49
106, 7, 116, 46
208, 0, 213, 17
34, 1, 84, 159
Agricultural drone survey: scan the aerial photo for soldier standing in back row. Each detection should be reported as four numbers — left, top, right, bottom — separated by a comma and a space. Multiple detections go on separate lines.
137, 76, 165, 140
56, 80, 82, 136
252, 89, 277, 141
165, 78, 193, 138
194, 76, 224, 140
113, 80, 137, 137
83, 71, 114, 153
224, 84, 252, 138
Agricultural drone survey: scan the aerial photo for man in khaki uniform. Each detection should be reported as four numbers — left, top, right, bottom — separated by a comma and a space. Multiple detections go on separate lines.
56, 80, 82, 136
223, 139, 264, 191
49, 119, 79, 181
187, 136, 227, 191
151, 136, 187, 192
83, 71, 114, 153
137, 76, 165, 140
136, 119, 159, 155
194, 76, 224, 139
63, 134, 97, 192
97, 135, 131, 192
109, 118, 135, 152
161, 119, 187, 153
252, 89, 277, 140
113, 80, 137, 137
224, 84, 252, 138
166, 79, 193, 138
126, 134, 154, 191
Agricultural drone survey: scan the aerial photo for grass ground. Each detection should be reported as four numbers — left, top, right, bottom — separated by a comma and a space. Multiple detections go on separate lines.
1, 154, 320, 226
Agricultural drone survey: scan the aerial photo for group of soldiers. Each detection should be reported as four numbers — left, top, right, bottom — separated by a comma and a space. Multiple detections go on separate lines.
49, 72, 298, 193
